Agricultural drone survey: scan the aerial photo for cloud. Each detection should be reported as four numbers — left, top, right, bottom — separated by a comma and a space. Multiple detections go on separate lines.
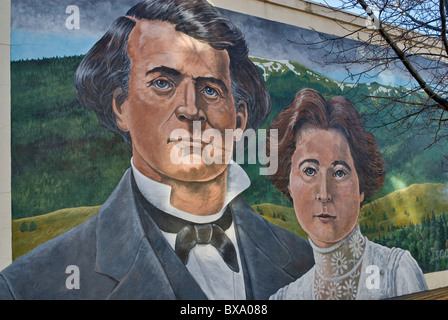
11, 0, 137, 37
9, 0, 417, 88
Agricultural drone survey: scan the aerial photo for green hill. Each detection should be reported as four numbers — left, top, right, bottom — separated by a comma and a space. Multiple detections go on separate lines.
251, 203, 308, 239
12, 206, 100, 260
359, 183, 448, 238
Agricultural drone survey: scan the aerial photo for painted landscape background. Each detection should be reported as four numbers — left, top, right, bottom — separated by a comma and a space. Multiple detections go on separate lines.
10, 1, 448, 277
11, 55, 448, 273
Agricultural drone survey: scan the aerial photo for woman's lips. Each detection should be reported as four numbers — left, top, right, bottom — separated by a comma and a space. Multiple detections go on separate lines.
313, 213, 336, 223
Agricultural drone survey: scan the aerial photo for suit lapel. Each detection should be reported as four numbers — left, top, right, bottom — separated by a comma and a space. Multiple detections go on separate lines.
134, 191, 208, 300
231, 196, 297, 300
94, 169, 206, 300
94, 169, 146, 283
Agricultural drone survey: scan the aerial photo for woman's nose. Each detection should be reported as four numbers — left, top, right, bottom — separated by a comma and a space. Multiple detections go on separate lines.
316, 172, 332, 202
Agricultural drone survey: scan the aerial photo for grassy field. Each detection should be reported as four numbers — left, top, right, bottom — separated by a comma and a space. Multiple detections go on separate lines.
12, 206, 100, 260
359, 183, 448, 238
251, 203, 308, 238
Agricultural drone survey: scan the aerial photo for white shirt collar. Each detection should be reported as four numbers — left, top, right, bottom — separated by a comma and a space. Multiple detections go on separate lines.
131, 158, 251, 224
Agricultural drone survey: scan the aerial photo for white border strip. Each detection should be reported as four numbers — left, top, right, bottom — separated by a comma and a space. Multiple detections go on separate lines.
0, 0, 11, 271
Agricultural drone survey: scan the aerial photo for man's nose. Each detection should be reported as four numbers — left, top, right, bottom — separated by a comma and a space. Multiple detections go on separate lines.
316, 171, 333, 203
175, 81, 207, 122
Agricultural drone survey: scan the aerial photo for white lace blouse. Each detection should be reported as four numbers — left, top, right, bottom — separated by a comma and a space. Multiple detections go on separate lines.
270, 225, 428, 300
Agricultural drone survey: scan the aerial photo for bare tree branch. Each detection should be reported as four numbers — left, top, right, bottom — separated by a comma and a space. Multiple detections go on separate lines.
289, 1, 448, 150
357, 0, 448, 112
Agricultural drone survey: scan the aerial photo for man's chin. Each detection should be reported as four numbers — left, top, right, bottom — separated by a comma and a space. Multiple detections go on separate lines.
168, 162, 229, 183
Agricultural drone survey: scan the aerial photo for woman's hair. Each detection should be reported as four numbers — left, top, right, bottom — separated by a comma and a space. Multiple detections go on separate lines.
74, 0, 270, 147
268, 88, 385, 203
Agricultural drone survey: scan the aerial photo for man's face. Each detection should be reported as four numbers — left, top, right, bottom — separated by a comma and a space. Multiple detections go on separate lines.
114, 20, 246, 183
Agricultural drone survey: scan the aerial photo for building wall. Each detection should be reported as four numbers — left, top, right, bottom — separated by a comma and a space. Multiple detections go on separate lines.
0, 0, 11, 272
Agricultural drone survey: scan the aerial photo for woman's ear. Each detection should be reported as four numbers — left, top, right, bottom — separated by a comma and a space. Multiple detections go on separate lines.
112, 88, 129, 132
360, 191, 365, 205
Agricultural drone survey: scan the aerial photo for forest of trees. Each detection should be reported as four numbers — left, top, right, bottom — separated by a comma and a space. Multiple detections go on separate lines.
368, 211, 448, 273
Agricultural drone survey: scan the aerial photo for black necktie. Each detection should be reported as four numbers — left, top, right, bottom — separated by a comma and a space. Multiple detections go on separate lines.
131, 172, 239, 273
174, 220, 239, 273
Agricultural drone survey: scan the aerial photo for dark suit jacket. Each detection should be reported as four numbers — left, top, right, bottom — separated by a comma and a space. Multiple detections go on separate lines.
0, 169, 313, 299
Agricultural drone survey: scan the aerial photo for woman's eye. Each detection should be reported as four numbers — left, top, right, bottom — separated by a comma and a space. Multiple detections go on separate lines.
334, 169, 347, 179
202, 86, 218, 97
153, 79, 171, 90
303, 167, 317, 176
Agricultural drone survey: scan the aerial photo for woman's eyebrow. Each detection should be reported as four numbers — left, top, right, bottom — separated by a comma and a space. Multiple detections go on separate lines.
332, 160, 352, 172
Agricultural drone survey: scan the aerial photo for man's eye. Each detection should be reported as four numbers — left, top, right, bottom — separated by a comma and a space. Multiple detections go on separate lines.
153, 79, 171, 90
202, 86, 218, 97
334, 169, 347, 179
303, 167, 317, 176
147, 79, 172, 90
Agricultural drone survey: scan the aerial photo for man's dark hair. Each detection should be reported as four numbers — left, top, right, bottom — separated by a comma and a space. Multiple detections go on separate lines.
74, 0, 271, 146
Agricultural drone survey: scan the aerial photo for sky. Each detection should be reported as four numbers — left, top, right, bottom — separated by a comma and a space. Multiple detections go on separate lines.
11, 0, 136, 60
10, 0, 412, 87
10, 0, 365, 61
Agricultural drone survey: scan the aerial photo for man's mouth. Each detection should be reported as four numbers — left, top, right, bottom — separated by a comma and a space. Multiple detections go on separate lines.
168, 137, 211, 147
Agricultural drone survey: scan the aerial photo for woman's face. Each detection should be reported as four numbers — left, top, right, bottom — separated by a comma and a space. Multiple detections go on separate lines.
288, 127, 364, 248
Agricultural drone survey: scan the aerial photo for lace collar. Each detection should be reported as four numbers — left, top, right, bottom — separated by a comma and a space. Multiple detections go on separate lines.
309, 225, 366, 299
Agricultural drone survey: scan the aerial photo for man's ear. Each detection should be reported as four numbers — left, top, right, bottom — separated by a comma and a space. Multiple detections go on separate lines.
287, 185, 292, 201
112, 88, 129, 132
235, 100, 248, 132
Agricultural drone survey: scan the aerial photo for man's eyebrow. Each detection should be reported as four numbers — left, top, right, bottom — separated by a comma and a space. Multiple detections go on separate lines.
299, 159, 319, 168
194, 76, 229, 94
145, 66, 181, 77
332, 160, 352, 171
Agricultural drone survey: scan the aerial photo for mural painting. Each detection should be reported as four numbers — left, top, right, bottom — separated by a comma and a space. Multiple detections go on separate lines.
2, 0, 447, 300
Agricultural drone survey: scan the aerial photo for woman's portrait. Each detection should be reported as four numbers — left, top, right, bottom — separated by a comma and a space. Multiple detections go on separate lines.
268, 88, 428, 300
